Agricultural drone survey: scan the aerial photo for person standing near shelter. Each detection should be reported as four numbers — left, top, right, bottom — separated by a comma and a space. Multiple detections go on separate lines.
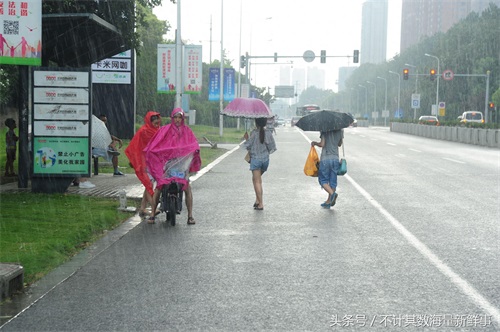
99, 113, 124, 176
4, 118, 19, 177
125, 111, 161, 217
311, 129, 343, 208
243, 117, 277, 210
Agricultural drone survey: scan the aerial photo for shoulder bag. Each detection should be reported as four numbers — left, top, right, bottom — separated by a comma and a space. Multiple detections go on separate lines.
337, 142, 347, 176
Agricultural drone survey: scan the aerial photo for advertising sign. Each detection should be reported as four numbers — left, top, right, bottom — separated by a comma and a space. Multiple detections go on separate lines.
208, 68, 220, 101
157, 44, 176, 94
33, 87, 89, 104
223, 68, 235, 101
32, 68, 91, 177
33, 137, 89, 174
208, 68, 235, 101
33, 71, 89, 87
0, 0, 42, 65
183, 45, 202, 94
34, 104, 89, 121
91, 50, 132, 84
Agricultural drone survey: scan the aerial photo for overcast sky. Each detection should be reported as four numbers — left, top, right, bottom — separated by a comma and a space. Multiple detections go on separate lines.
153, 0, 402, 92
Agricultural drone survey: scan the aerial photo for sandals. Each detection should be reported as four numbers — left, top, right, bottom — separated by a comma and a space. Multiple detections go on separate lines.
139, 210, 150, 218
147, 216, 155, 224
187, 217, 196, 225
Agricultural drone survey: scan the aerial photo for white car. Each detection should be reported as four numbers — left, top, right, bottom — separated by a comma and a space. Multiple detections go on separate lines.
460, 111, 484, 124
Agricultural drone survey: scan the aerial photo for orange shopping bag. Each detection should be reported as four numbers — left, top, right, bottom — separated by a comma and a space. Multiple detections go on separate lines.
303, 146, 319, 177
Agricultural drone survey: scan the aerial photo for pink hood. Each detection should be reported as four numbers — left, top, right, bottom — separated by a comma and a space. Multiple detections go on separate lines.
144, 108, 201, 190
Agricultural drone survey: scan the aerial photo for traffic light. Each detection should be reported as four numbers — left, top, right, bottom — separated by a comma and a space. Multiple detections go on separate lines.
274, 52, 278, 62
240, 55, 246, 68
320, 50, 326, 63
403, 68, 409, 80
430, 69, 436, 81
353, 50, 359, 63
489, 102, 495, 111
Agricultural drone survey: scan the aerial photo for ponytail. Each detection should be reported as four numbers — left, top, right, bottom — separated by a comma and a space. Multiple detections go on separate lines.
255, 117, 267, 144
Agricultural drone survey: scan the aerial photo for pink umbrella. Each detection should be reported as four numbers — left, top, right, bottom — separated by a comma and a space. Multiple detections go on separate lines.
221, 97, 273, 118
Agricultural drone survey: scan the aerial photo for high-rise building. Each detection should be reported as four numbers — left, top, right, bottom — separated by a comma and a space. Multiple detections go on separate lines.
360, 0, 388, 64
400, 0, 500, 52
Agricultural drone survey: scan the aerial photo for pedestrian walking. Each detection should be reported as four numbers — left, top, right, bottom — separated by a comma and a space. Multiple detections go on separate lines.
243, 117, 276, 210
311, 129, 343, 208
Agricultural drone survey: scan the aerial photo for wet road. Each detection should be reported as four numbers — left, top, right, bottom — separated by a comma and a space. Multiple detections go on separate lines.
1, 126, 499, 331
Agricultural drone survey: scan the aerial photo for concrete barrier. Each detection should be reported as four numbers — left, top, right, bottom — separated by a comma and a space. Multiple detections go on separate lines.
389, 123, 499, 149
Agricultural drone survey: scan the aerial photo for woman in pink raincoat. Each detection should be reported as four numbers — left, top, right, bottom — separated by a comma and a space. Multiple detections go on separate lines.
144, 108, 201, 225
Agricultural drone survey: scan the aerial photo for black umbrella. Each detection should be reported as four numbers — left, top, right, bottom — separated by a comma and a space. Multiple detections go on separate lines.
295, 110, 354, 132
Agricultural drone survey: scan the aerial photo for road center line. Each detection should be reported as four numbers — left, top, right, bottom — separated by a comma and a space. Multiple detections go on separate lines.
346, 174, 500, 324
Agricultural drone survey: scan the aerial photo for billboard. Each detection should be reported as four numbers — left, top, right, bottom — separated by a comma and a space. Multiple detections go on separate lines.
0, 0, 42, 66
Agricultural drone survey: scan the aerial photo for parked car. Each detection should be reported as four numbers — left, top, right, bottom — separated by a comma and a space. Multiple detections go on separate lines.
459, 111, 484, 124
418, 115, 440, 126
291, 116, 302, 127
350, 119, 358, 127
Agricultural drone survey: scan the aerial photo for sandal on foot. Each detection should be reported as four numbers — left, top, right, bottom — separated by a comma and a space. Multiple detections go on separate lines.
329, 193, 338, 207
139, 210, 150, 218
147, 216, 155, 224
187, 217, 196, 225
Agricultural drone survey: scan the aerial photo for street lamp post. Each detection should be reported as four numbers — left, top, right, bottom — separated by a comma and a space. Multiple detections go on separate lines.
358, 84, 368, 120
377, 76, 387, 126
425, 53, 440, 117
389, 71, 401, 119
366, 81, 377, 125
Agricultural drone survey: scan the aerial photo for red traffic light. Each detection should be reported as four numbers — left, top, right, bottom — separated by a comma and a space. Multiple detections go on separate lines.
489, 102, 495, 109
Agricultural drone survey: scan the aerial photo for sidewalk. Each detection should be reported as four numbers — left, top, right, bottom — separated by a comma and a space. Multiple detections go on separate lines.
0, 143, 237, 200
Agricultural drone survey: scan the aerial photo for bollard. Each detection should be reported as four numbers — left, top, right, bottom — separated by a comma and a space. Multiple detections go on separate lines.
119, 189, 127, 210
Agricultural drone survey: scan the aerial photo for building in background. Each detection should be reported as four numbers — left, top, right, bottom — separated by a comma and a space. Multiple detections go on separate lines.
360, 0, 388, 64
337, 66, 358, 92
400, 0, 500, 53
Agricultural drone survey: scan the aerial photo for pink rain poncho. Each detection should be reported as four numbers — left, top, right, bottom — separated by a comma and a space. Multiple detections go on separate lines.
144, 108, 201, 191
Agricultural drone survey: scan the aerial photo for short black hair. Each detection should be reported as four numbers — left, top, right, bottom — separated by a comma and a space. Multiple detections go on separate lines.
4, 118, 15, 127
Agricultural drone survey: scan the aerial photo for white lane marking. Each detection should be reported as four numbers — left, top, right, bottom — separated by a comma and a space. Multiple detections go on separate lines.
442, 157, 466, 164
409, 148, 422, 153
387, 143, 396, 146
190, 144, 241, 183
370, 138, 379, 141
346, 174, 500, 325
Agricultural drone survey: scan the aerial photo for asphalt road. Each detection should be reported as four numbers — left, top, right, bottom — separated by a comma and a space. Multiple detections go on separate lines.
1, 126, 499, 331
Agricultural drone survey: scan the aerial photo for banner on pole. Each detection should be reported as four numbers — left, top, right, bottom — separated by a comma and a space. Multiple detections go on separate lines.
157, 44, 176, 94
183, 45, 202, 94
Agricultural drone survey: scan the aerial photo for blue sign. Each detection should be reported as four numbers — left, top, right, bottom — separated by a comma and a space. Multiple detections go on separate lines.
209, 68, 236, 101
208, 68, 220, 101
394, 109, 404, 118
223, 68, 235, 101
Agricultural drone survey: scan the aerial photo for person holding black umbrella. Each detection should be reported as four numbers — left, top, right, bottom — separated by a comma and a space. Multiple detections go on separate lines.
311, 129, 343, 208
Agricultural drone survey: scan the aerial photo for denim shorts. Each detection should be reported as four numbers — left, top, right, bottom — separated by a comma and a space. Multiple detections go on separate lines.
250, 157, 269, 173
318, 158, 340, 189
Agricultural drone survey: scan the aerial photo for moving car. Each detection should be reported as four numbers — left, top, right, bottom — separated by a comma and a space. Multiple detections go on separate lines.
459, 111, 484, 124
418, 115, 440, 125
